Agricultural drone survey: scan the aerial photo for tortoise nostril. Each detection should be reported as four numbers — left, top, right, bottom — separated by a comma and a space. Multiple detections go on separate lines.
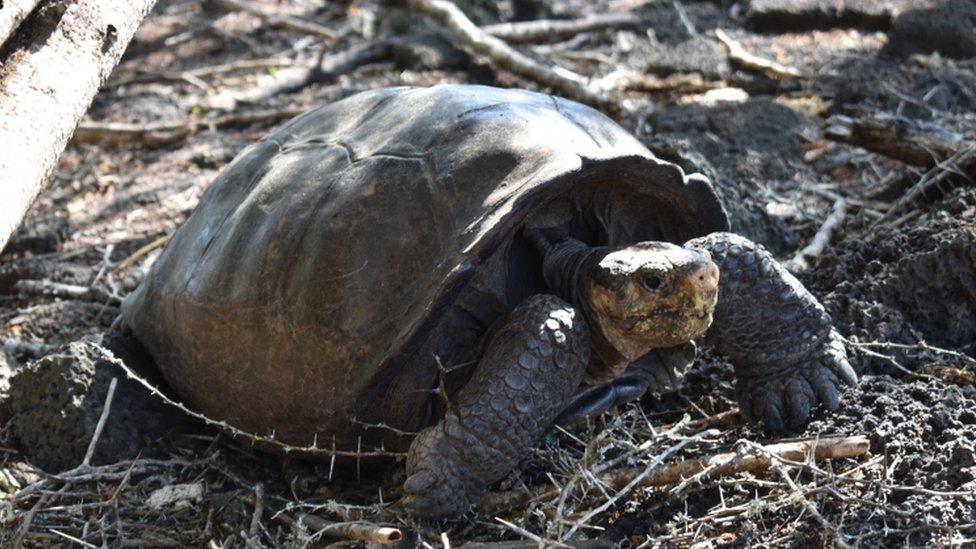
690, 262, 719, 294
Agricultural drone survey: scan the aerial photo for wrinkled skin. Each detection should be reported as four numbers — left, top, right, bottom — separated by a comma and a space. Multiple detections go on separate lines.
402, 231, 857, 517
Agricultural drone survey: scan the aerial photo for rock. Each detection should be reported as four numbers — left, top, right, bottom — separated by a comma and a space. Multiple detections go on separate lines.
9, 339, 188, 472
883, 0, 976, 59
145, 482, 204, 510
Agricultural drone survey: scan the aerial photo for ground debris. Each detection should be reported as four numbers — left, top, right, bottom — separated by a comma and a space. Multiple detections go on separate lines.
1, 0, 975, 546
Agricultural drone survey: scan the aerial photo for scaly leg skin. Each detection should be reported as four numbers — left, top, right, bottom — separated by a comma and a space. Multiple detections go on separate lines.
685, 232, 858, 431
401, 294, 591, 518
555, 342, 696, 426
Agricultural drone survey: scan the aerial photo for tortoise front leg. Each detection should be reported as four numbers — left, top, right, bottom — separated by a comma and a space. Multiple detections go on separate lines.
685, 232, 858, 431
555, 342, 696, 426
401, 294, 590, 518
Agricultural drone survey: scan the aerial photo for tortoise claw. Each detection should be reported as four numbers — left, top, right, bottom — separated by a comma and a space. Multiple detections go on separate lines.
736, 330, 857, 432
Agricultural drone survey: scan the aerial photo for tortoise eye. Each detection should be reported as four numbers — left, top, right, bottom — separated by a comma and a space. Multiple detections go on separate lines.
643, 275, 665, 292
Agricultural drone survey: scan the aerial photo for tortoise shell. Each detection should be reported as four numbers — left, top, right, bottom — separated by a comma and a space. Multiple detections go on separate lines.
122, 85, 728, 450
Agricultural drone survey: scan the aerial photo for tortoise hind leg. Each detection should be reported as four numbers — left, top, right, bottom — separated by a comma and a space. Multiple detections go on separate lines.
401, 294, 590, 518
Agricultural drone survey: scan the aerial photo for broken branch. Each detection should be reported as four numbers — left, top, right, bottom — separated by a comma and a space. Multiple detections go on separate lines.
404, 0, 610, 110
82, 377, 118, 467
205, 40, 392, 110
824, 113, 973, 169
785, 198, 847, 272
209, 0, 337, 41
481, 12, 641, 43
478, 434, 870, 514
72, 107, 308, 147
715, 28, 804, 79
290, 515, 403, 545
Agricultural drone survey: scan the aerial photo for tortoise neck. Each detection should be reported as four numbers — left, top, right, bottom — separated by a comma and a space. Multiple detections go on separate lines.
536, 236, 604, 309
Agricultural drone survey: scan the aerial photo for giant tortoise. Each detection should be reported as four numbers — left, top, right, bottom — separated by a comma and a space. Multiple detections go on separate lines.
113, 85, 857, 517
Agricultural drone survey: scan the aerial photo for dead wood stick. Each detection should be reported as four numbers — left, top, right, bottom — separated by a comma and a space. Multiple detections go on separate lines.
595, 69, 725, 93
93, 342, 406, 458
115, 234, 171, 272
82, 378, 118, 467
0, 0, 41, 46
72, 107, 307, 147
481, 12, 641, 43
824, 113, 972, 169
478, 435, 870, 514
0, 0, 159, 253
209, 0, 337, 41
247, 483, 265, 541
880, 142, 976, 220
293, 515, 403, 545
108, 57, 297, 87
12, 279, 118, 303
785, 198, 846, 273
714, 28, 804, 79
601, 434, 870, 491
404, 0, 610, 110
205, 40, 392, 110
561, 432, 707, 540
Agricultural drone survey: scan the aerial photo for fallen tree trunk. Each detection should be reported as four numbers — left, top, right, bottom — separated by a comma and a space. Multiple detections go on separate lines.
0, 0, 42, 46
0, 0, 158, 253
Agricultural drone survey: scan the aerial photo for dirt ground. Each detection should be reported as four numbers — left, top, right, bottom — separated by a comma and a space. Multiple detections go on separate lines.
2, 0, 975, 546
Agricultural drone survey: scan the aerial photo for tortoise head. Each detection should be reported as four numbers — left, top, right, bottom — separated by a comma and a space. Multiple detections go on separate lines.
580, 242, 719, 375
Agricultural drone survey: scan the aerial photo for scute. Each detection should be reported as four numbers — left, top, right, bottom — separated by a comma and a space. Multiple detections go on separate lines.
121, 85, 729, 450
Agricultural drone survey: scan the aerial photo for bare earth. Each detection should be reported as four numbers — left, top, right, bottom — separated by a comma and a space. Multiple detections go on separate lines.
1, 0, 975, 546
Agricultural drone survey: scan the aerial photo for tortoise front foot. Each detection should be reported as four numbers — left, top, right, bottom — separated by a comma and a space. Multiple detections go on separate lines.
556, 342, 696, 426
401, 295, 590, 518
687, 232, 858, 431
736, 329, 857, 431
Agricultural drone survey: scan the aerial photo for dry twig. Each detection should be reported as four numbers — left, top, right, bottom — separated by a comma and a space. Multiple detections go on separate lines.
13, 279, 117, 304
560, 430, 712, 540
824, 113, 972, 169
480, 435, 870, 515
404, 0, 610, 110
785, 198, 846, 272
73, 107, 308, 147
279, 514, 403, 545
883, 142, 976, 220
714, 28, 804, 79
115, 234, 171, 272
205, 40, 392, 110
92, 343, 405, 458
481, 12, 641, 43
82, 378, 118, 467
210, 0, 338, 41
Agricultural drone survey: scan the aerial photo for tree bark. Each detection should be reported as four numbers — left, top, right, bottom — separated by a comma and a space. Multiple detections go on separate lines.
0, 0, 158, 253
0, 0, 42, 46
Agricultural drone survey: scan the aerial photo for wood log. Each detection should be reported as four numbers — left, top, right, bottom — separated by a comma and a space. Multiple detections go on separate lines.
0, 0, 42, 46
0, 0, 159, 253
